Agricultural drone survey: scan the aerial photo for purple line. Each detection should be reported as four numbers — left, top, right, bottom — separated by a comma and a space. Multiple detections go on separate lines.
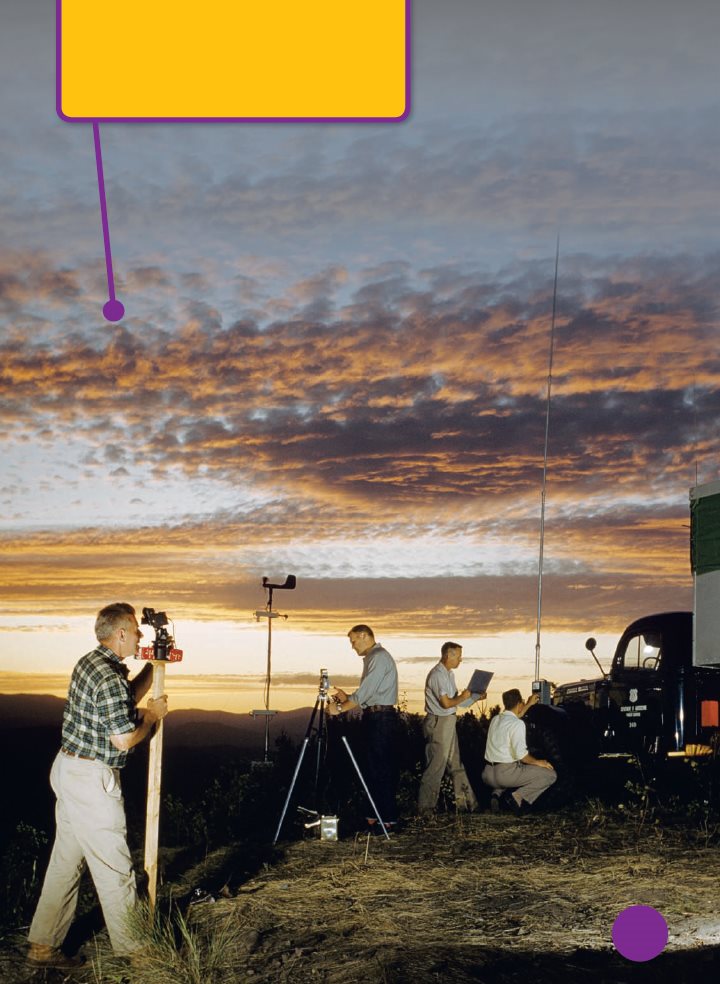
92, 122, 116, 301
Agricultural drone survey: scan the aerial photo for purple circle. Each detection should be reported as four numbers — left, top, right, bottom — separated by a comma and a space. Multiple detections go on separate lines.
103, 299, 125, 322
612, 905, 668, 962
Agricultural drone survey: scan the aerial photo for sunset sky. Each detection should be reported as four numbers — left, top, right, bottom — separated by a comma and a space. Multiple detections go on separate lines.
2, 1, 719, 720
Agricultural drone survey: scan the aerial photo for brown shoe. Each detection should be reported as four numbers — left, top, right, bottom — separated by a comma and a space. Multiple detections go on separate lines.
27, 942, 86, 969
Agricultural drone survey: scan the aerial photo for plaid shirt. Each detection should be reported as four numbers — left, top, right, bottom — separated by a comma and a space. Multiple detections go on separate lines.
61, 645, 138, 767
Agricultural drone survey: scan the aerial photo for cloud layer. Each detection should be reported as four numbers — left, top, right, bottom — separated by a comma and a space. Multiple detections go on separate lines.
0, 1, 717, 689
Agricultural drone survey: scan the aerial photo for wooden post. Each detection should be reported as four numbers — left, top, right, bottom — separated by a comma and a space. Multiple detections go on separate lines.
144, 661, 165, 912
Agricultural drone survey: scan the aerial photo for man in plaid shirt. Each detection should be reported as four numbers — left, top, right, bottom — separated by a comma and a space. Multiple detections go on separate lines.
27, 602, 168, 970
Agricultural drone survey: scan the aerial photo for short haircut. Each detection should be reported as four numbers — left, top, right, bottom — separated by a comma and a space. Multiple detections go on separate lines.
441, 641, 462, 660
502, 688, 523, 710
95, 602, 136, 643
349, 624, 374, 639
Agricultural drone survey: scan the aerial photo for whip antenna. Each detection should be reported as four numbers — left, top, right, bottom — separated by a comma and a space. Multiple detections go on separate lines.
535, 236, 560, 683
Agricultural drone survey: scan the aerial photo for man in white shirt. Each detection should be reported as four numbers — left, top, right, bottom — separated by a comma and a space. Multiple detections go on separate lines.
482, 688, 556, 813
418, 641, 485, 815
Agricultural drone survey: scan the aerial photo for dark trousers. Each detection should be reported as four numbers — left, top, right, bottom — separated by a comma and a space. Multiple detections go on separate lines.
364, 709, 398, 822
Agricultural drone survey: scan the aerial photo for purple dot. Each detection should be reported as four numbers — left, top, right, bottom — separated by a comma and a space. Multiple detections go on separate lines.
103, 299, 125, 322
612, 905, 668, 962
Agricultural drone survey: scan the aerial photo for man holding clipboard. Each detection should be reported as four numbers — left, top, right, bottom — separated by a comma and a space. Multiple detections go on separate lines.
417, 641, 489, 815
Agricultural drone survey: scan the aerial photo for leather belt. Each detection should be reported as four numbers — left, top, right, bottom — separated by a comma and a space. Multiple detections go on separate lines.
61, 748, 96, 761
486, 760, 513, 766
363, 705, 396, 713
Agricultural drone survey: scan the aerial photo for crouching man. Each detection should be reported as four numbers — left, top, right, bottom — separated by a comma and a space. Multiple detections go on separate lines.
28, 602, 168, 970
482, 689, 556, 814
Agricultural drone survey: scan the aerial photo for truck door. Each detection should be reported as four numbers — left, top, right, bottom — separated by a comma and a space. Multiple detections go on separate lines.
611, 629, 665, 754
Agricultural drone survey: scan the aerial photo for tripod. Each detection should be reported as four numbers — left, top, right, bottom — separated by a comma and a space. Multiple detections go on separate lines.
273, 671, 390, 843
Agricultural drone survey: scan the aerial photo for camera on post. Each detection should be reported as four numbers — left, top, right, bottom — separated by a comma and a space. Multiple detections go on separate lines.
138, 607, 183, 662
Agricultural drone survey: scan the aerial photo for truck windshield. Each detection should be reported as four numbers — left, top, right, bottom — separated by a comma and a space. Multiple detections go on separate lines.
621, 633, 661, 671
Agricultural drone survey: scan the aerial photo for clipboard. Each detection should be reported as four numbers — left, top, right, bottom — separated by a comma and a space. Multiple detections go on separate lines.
467, 669, 493, 694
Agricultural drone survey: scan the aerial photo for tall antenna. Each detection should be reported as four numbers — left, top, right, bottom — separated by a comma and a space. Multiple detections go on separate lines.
534, 236, 560, 682
692, 377, 699, 486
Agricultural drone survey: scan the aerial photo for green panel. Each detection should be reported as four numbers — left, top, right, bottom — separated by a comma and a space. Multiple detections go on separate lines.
691, 491, 720, 575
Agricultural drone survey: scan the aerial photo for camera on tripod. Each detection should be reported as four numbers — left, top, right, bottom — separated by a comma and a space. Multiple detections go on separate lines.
319, 668, 331, 698
137, 607, 183, 662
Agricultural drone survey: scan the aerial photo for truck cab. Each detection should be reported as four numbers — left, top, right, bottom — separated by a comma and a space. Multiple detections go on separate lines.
552, 612, 720, 758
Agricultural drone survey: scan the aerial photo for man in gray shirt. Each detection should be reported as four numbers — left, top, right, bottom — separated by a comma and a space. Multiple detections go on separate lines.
418, 641, 484, 815
329, 624, 399, 830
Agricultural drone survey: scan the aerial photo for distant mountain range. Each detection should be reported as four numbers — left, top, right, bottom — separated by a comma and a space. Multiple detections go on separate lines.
0, 694, 327, 833
0, 694, 315, 749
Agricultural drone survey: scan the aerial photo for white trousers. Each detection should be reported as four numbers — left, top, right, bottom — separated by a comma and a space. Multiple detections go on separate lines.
418, 713, 478, 813
481, 760, 557, 805
28, 751, 139, 955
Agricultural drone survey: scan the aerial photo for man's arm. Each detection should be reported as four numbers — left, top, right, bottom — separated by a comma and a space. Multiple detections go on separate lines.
445, 689, 487, 709
508, 714, 553, 769
109, 696, 168, 751
438, 688, 472, 709
130, 663, 153, 702
520, 751, 555, 770
328, 686, 359, 715
514, 695, 553, 768
517, 692, 539, 718
327, 695, 358, 716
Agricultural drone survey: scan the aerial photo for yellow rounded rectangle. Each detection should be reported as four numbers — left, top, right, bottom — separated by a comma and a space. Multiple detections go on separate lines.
58, 0, 410, 121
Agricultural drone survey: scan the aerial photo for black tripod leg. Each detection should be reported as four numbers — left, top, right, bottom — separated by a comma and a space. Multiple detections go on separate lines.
273, 697, 322, 845
313, 698, 326, 807
341, 736, 390, 840
273, 737, 310, 845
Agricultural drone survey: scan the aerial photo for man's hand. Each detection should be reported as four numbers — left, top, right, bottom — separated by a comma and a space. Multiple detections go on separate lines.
518, 692, 539, 717
110, 695, 169, 751
459, 688, 471, 701
146, 695, 168, 721
333, 689, 348, 703
326, 700, 341, 717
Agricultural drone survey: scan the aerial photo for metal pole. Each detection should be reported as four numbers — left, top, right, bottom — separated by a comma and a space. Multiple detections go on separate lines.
535, 236, 560, 682
264, 591, 273, 761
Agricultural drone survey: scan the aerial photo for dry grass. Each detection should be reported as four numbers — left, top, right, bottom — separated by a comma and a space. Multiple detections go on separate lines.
5, 810, 720, 983
174, 811, 720, 983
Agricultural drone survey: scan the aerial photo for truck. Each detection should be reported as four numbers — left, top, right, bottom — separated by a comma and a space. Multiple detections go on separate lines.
527, 481, 720, 765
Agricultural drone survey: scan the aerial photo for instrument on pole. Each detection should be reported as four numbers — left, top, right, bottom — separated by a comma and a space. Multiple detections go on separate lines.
251, 575, 296, 763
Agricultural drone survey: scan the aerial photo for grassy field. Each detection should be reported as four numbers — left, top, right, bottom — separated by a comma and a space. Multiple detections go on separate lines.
4, 803, 720, 983
4, 709, 720, 982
